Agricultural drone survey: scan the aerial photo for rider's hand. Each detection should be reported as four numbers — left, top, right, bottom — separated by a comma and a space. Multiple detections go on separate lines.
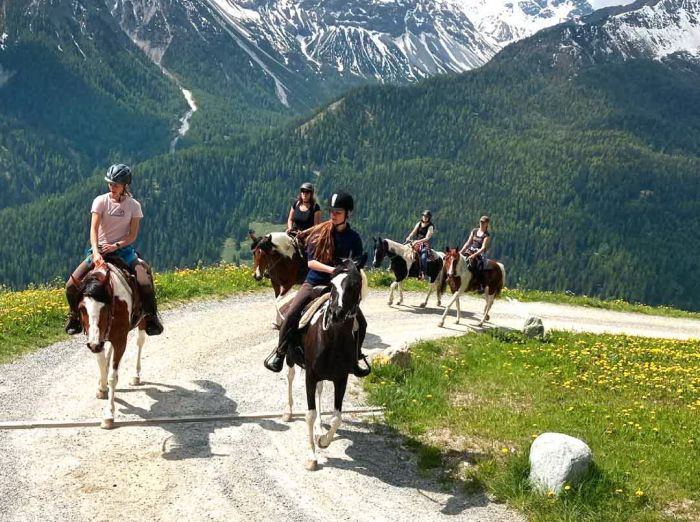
101, 243, 118, 254
93, 251, 104, 266
286, 227, 293, 234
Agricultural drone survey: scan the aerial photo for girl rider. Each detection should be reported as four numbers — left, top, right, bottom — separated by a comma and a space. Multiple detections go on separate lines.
287, 182, 321, 234
406, 210, 434, 279
459, 215, 491, 274
265, 191, 370, 377
64, 164, 164, 336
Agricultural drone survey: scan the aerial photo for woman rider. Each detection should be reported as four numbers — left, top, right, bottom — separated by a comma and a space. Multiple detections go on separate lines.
406, 210, 434, 279
64, 164, 164, 336
459, 215, 491, 274
287, 182, 321, 234
265, 191, 370, 377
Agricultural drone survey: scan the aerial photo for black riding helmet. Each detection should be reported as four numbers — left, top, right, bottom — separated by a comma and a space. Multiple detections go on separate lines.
300, 182, 314, 193
104, 164, 132, 185
422, 210, 432, 218
328, 191, 354, 212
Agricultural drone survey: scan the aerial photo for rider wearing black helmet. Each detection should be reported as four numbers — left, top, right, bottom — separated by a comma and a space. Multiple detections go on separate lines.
265, 191, 369, 377
287, 182, 321, 234
406, 210, 435, 279
63, 163, 164, 336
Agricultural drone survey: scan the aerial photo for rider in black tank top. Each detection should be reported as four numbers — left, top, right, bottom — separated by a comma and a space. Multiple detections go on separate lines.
406, 210, 435, 278
287, 182, 321, 233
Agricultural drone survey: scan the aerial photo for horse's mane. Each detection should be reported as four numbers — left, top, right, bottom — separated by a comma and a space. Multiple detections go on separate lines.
81, 272, 110, 303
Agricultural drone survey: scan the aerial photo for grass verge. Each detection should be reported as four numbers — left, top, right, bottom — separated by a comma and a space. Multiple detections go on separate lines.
365, 330, 700, 521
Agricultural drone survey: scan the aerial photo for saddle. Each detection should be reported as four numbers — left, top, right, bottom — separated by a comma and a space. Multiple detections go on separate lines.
411, 242, 438, 262
102, 256, 145, 328
298, 292, 331, 329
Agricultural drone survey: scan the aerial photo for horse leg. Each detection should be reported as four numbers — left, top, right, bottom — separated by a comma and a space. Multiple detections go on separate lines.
317, 376, 347, 449
439, 281, 466, 327
102, 337, 126, 430
130, 327, 146, 386
479, 288, 495, 326
95, 348, 108, 400
282, 365, 295, 422
420, 282, 433, 308
315, 381, 324, 434
455, 293, 462, 324
397, 281, 404, 305
388, 281, 397, 305
305, 372, 319, 471
273, 283, 283, 328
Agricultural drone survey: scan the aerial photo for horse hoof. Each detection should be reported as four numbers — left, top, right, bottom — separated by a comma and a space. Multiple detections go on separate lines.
485, 314, 490, 321
281, 412, 293, 422
305, 459, 318, 471
96, 390, 107, 400
316, 434, 331, 449
437, 321, 444, 328
101, 418, 114, 430
419, 303, 426, 308
129, 377, 141, 386
387, 301, 393, 306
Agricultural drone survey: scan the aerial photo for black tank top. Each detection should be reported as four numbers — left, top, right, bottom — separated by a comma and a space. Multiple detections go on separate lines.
415, 221, 433, 240
292, 201, 320, 231
468, 228, 490, 252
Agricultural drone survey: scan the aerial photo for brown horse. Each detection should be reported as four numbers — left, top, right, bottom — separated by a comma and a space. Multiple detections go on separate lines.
438, 248, 505, 327
280, 255, 368, 471
250, 231, 308, 326
79, 261, 147, 429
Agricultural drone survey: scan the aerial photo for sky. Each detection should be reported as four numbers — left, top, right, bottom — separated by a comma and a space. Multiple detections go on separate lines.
589, 0, 636, 8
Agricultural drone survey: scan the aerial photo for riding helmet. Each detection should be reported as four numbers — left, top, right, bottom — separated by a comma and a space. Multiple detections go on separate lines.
300, 182, 314, 193
104, 164, 132, 185
328, 191, 354, 212
422, 210, 432, 218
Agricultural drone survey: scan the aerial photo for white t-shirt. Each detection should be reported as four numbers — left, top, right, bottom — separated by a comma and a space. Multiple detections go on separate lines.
91, 193, 143, 245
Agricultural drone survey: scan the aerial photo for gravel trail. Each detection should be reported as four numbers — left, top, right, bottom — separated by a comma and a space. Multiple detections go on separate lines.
1, 290, 699, 522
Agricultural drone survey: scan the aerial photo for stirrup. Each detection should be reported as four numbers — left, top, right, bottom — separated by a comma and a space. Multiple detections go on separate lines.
351, 354, 371, 378
65, 315, 82, 335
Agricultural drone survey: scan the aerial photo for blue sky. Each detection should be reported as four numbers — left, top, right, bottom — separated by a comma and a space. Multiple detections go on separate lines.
589, 0, 636, 8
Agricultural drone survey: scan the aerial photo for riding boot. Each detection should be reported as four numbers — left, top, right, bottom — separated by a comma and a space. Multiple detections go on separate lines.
140, 285, 164, 336
265, 339, 288, 372
64, 285, 83, 335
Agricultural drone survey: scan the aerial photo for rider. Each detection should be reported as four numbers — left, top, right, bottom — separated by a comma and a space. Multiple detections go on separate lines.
406, 210, 434, 279
287, 182, 321, 234
64, 164, 164, 336
459, 215, 491, 286
265, 191, 370, 377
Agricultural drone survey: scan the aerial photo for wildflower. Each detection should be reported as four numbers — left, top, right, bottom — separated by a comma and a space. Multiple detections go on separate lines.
635, 490, 645, 497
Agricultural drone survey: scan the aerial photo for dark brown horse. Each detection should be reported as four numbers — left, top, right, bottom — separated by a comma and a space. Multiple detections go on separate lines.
79, 261, 147, 429
438, 248, 505, 327
280, 255, 368, 470
249, 231, 308, 326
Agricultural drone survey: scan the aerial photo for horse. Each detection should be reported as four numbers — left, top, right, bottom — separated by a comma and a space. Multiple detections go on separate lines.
371, 237, 446, 307
249, 230, 308, 326
279, 255, 368, 471
438, 248, 505, 328
78, 260, 147, 429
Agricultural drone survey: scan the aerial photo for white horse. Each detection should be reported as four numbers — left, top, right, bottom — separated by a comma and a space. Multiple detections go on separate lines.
438, 248, 505, 328
371, 237, 447, 307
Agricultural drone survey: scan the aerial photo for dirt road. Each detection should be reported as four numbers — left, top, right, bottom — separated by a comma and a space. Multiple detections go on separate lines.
1, 290, 698, 521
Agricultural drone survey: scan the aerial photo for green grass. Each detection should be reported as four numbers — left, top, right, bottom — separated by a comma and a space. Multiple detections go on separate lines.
366, 331, 700, 521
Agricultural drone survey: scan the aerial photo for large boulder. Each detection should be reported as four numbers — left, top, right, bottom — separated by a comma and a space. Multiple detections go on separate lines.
523, 316, 545, 338
528, 433, 592, 494
375, 345, 412, 369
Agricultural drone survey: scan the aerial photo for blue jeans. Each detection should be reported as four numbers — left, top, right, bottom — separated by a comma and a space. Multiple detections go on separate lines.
419, 245, 429, 275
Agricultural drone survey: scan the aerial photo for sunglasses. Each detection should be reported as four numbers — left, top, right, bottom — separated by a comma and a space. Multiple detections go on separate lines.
300, 189, 312, 194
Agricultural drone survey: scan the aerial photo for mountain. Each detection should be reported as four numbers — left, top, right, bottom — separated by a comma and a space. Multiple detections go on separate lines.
3, 0, 700, 311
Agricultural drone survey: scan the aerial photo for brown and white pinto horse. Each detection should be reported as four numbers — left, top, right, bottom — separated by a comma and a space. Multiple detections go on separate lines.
438, 249, 505, 328
250, 231, 308, 327
281, 256, 369, 471
79, 261, 147, 429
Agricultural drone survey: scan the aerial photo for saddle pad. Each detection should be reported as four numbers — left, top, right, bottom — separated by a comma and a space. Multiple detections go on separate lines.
299, 293, 331, 329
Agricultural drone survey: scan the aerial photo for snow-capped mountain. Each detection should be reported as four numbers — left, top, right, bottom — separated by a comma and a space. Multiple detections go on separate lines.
518, 0, 700, 69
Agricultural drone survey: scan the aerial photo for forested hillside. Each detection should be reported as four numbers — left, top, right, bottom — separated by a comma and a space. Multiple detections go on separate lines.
2, 1, 699, 311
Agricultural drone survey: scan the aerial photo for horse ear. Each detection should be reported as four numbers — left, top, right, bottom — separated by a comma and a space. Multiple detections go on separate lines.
354, 252, 368, 270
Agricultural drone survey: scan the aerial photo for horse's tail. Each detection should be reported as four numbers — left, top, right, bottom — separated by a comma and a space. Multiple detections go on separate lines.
496, 262, 505, 295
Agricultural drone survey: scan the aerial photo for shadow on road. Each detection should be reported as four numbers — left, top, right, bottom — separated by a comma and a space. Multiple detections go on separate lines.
323, 420, 493, 516
116, 379, 289, 460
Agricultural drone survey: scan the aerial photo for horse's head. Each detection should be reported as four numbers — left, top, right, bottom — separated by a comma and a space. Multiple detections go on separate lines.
79, 264, 112, 353
251, 234, 274, 281
443, 248, 462, 278
251, 232, 296, 281
371, 237, 388, 268
329, 254, 367, 322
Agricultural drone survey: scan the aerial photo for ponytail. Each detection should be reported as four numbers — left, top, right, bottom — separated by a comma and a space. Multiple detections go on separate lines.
297, 220, 334, 264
